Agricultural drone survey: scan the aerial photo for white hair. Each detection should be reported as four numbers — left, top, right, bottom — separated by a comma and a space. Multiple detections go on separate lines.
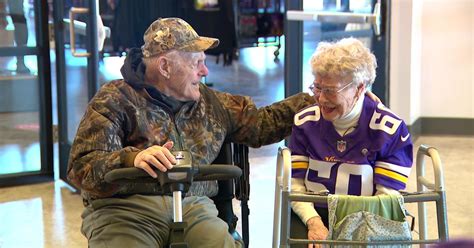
310, 38, 377, 87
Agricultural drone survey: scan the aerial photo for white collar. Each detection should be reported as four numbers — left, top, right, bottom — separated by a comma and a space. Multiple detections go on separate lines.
333, 95, 365, 136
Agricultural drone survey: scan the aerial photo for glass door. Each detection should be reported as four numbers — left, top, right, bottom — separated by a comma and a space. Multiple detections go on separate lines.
0, 0, 53, 186
52, 0, 100, 184
285, 0, 390, 104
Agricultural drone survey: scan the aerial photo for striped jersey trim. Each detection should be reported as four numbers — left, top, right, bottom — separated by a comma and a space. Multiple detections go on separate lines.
291, 155, 309, 162
292, 155, 309, 169
292, 161, 309, 169
375, 161, 411, 177
374, 167, 408, 184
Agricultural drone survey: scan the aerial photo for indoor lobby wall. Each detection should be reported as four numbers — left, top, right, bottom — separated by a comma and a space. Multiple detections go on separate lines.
390, 0, 473, 135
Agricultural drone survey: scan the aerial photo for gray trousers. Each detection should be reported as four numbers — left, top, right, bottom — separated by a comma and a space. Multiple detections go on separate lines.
81, 194, 243, 248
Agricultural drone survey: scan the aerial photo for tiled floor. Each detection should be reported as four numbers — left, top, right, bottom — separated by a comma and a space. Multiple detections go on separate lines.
0, 46, 473, 247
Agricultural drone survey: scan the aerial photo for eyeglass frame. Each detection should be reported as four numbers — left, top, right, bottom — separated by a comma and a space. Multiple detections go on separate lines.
308, 81, 355, 97
161, 51, 207, 70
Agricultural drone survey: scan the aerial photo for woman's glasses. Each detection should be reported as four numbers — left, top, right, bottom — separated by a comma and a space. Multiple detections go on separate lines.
308, 82, 354, 97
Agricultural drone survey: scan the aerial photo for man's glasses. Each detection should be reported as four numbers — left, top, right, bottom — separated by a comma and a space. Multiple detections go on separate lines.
308, 82, 354, 97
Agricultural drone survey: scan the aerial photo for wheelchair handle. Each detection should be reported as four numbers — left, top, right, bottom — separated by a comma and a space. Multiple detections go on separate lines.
104, 164, 242, 184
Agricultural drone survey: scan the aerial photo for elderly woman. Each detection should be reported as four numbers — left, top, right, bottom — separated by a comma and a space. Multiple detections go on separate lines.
289, 38, 413, 247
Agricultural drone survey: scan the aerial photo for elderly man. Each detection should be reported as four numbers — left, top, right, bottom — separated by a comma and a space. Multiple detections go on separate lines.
289, 38, 413, 248
67, 17, 313, 247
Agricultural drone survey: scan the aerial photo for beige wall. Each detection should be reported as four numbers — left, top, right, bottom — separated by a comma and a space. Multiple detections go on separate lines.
390, 0, 473, 124
390, 0, 417, 124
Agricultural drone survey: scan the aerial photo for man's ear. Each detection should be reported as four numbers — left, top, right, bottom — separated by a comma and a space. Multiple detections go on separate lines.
158, 57, 171, 79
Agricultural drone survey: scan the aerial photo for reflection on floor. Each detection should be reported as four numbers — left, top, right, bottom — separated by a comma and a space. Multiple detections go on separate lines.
0, 182, 84, 248
1, 46, 473, 247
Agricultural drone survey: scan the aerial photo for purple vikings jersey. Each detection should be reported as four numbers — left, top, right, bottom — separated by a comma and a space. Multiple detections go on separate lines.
289, 97, 413, 196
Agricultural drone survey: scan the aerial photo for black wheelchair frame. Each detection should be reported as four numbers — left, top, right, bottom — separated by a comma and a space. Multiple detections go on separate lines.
211, 143, 250, 247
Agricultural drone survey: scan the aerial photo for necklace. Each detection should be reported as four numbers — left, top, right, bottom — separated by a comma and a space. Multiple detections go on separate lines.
342, 125, 358, 137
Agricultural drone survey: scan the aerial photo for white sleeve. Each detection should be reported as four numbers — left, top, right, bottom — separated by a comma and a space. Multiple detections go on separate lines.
375, 184, 401, 195
290, 178, 319, 225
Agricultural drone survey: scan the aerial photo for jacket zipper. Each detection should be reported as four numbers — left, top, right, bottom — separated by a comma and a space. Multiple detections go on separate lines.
170, 114, 184, 151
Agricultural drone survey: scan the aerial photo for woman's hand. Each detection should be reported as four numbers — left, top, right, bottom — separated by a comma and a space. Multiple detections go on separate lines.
306, 216, 329, 248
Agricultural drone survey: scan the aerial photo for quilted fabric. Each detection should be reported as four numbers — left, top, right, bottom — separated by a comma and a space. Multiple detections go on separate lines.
328, 194, 412, 247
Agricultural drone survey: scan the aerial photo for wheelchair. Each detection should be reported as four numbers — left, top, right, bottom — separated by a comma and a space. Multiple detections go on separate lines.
273, 145, 449, 247
104, 143, 251, 248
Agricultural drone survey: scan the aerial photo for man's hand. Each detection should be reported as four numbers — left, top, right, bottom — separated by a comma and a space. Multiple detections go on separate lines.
306, 216, 329, 248
134, 141, 176, 178
365, 91, 381, 103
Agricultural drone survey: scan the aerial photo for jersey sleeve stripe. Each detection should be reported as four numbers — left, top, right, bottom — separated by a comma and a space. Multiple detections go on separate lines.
291, 155, 309, 162
374, 167, 408, 184
291, 161, 309, 169
375, 161, 412, 177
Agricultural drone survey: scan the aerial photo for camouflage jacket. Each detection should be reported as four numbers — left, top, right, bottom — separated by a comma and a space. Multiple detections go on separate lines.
67, 49, 314, 202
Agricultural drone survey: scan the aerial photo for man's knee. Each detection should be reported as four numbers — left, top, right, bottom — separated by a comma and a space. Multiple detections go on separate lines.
185, 214, 241, 247
87, 224, 164, 248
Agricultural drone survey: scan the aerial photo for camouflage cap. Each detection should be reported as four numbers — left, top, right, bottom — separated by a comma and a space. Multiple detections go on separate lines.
142, 18, 219, 57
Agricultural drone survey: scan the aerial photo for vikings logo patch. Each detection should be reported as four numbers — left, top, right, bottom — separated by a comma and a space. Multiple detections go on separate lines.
337, 140, 347, 152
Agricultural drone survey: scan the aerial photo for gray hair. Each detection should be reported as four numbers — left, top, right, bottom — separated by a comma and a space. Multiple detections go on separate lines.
310, 38, 377, 87
142, 50, 197, 75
